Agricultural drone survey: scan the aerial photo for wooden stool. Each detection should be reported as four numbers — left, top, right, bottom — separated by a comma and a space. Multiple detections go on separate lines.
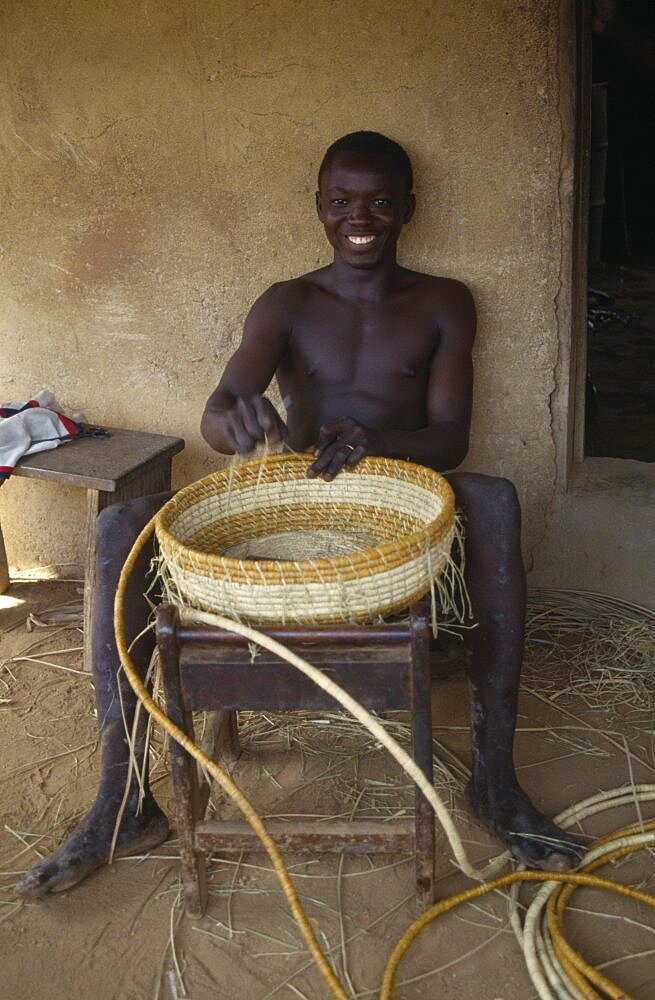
156, 599, 438, 916
0, 427, 184, 671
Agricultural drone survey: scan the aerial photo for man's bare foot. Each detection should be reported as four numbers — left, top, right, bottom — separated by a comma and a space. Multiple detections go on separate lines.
14, 797, 169, 899
467, 780, 585, 871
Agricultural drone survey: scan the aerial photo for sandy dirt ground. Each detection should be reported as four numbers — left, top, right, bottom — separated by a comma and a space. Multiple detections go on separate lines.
1, 579, 654, 1000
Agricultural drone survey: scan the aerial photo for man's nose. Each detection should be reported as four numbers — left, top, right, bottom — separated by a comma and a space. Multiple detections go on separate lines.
348, 200, 372, 223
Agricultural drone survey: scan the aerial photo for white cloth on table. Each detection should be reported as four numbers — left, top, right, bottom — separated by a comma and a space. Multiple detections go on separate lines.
0, 389, 85, 480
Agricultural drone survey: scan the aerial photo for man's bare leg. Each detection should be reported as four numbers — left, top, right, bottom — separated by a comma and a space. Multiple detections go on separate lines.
15, 493, 172, 898
447, 472, 583, 870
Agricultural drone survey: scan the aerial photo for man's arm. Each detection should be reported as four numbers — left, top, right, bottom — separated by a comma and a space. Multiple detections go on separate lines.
310, 280, 476, 478
201, 284, 290, 454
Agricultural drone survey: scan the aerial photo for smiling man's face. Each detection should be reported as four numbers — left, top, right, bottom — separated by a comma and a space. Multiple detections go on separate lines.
316, 151, 415, 269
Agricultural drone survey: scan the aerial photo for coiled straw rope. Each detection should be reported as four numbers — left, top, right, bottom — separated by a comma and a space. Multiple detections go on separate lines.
380, 865, 655, 1000
114, 516, 655, 999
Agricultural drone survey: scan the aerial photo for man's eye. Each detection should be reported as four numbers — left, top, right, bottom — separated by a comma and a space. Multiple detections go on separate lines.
373, 199, 390, 207
331, 198, 347, 206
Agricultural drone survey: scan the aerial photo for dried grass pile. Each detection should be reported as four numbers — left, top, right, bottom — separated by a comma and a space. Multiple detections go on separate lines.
525, 588, 655, 722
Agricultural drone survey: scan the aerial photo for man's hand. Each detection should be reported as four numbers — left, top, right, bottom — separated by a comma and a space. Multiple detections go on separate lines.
203, 394, 287, 454
308, 417, 383, 481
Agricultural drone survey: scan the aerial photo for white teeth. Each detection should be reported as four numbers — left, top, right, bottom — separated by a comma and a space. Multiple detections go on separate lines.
347, 235, 376, 245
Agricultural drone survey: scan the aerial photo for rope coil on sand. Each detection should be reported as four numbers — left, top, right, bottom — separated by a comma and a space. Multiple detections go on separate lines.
114, 485, 655, 998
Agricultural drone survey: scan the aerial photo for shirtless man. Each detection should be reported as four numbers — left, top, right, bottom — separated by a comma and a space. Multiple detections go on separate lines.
16, 131, 582, 899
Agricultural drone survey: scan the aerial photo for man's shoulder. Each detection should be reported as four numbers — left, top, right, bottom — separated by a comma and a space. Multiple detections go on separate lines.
400, 269, 475, 344
400, 267, 472, 300
254, 269, 330, 308
265, 267, 332, 293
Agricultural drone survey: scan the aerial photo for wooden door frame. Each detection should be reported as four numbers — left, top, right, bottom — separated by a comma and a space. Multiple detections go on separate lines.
569, 0, 592, 475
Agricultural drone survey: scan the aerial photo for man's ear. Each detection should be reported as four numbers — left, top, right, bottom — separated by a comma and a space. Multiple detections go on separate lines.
315, 190, 324, 220
403, 192, 416, 224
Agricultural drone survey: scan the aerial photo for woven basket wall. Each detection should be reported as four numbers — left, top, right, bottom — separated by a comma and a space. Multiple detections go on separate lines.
155, 452, 456, 626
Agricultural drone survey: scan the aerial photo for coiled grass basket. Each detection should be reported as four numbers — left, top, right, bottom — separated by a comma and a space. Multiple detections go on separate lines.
155, 452, 456, 626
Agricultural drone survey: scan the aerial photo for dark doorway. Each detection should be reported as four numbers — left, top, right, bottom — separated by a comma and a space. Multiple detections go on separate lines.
584, 1, 655, 461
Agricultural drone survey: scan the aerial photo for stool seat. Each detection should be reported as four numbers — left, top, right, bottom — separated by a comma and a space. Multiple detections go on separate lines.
156, 600, 438, 916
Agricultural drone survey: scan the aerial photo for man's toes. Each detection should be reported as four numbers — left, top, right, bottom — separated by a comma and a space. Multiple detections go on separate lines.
15, 862, 61, 899
544, 851, 580, 873
14, 849, 106, 898
510, 837, 582, 872
509, 838, 547, 869
13, 809, 169, 900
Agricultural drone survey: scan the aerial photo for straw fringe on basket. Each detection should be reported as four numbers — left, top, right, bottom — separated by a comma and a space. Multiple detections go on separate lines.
155, 452, 461, 627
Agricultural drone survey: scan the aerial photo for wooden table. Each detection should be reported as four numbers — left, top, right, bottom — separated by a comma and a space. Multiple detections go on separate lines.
0, 427, 184, 671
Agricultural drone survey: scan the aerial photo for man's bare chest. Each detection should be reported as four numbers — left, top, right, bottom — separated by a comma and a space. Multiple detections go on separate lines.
284, 318, 437, 388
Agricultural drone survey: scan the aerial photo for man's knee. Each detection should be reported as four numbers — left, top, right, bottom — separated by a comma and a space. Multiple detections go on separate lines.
486, 476, 520, 519
451, 472, 519, 512
96, 491, 173, 558
449, 474, 521, 541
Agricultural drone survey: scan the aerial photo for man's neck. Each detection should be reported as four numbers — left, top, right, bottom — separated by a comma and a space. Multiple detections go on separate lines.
326, 255, 402, 302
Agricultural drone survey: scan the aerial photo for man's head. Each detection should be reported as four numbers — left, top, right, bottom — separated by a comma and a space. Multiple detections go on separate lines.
316, 131, 415, 269
318, 131, 413, 195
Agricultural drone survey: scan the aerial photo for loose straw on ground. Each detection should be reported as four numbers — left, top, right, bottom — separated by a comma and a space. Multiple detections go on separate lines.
525, 589, 655, 722
115, 516, 655, 999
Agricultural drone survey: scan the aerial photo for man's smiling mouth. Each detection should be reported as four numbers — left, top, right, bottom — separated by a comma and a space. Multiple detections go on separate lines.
346, 235, 377, 245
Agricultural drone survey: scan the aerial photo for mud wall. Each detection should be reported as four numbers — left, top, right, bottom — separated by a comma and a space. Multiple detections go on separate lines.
1, 0, 651, 603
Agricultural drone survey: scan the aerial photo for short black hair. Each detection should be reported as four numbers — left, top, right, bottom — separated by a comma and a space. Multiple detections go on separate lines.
318, 131, 413, 193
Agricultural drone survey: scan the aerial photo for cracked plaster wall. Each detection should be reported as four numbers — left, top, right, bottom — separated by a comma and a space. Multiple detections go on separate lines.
1, 0, 648, 602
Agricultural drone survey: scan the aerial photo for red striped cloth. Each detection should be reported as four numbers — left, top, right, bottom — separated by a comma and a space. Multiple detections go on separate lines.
0, 390, 83, 479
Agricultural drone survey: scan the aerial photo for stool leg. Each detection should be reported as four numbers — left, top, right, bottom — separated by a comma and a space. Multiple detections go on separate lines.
158, 606, 208, 917
198, 710, 241, 816
201, 709, 240, 765
410, 601, 435, 904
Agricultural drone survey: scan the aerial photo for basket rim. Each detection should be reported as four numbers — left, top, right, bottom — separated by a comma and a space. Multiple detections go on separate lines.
154, 451, 455, 575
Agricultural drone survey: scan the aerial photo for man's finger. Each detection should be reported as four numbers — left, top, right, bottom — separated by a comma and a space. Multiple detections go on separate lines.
251, 395, 274, 432
321, 448, 352, 481
308, 443, 338, 476
252, 395, 288, 444
314, 419, 349, 455
308, 443, 353, 479
307, 451, 330, 479
237, 397, 266, 442
345, 444, 367, 467
229, 423, 256, 454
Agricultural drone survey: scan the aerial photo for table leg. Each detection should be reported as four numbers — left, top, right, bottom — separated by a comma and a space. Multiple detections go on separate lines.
0, 521, 9, 594
83, 458, 173, 673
